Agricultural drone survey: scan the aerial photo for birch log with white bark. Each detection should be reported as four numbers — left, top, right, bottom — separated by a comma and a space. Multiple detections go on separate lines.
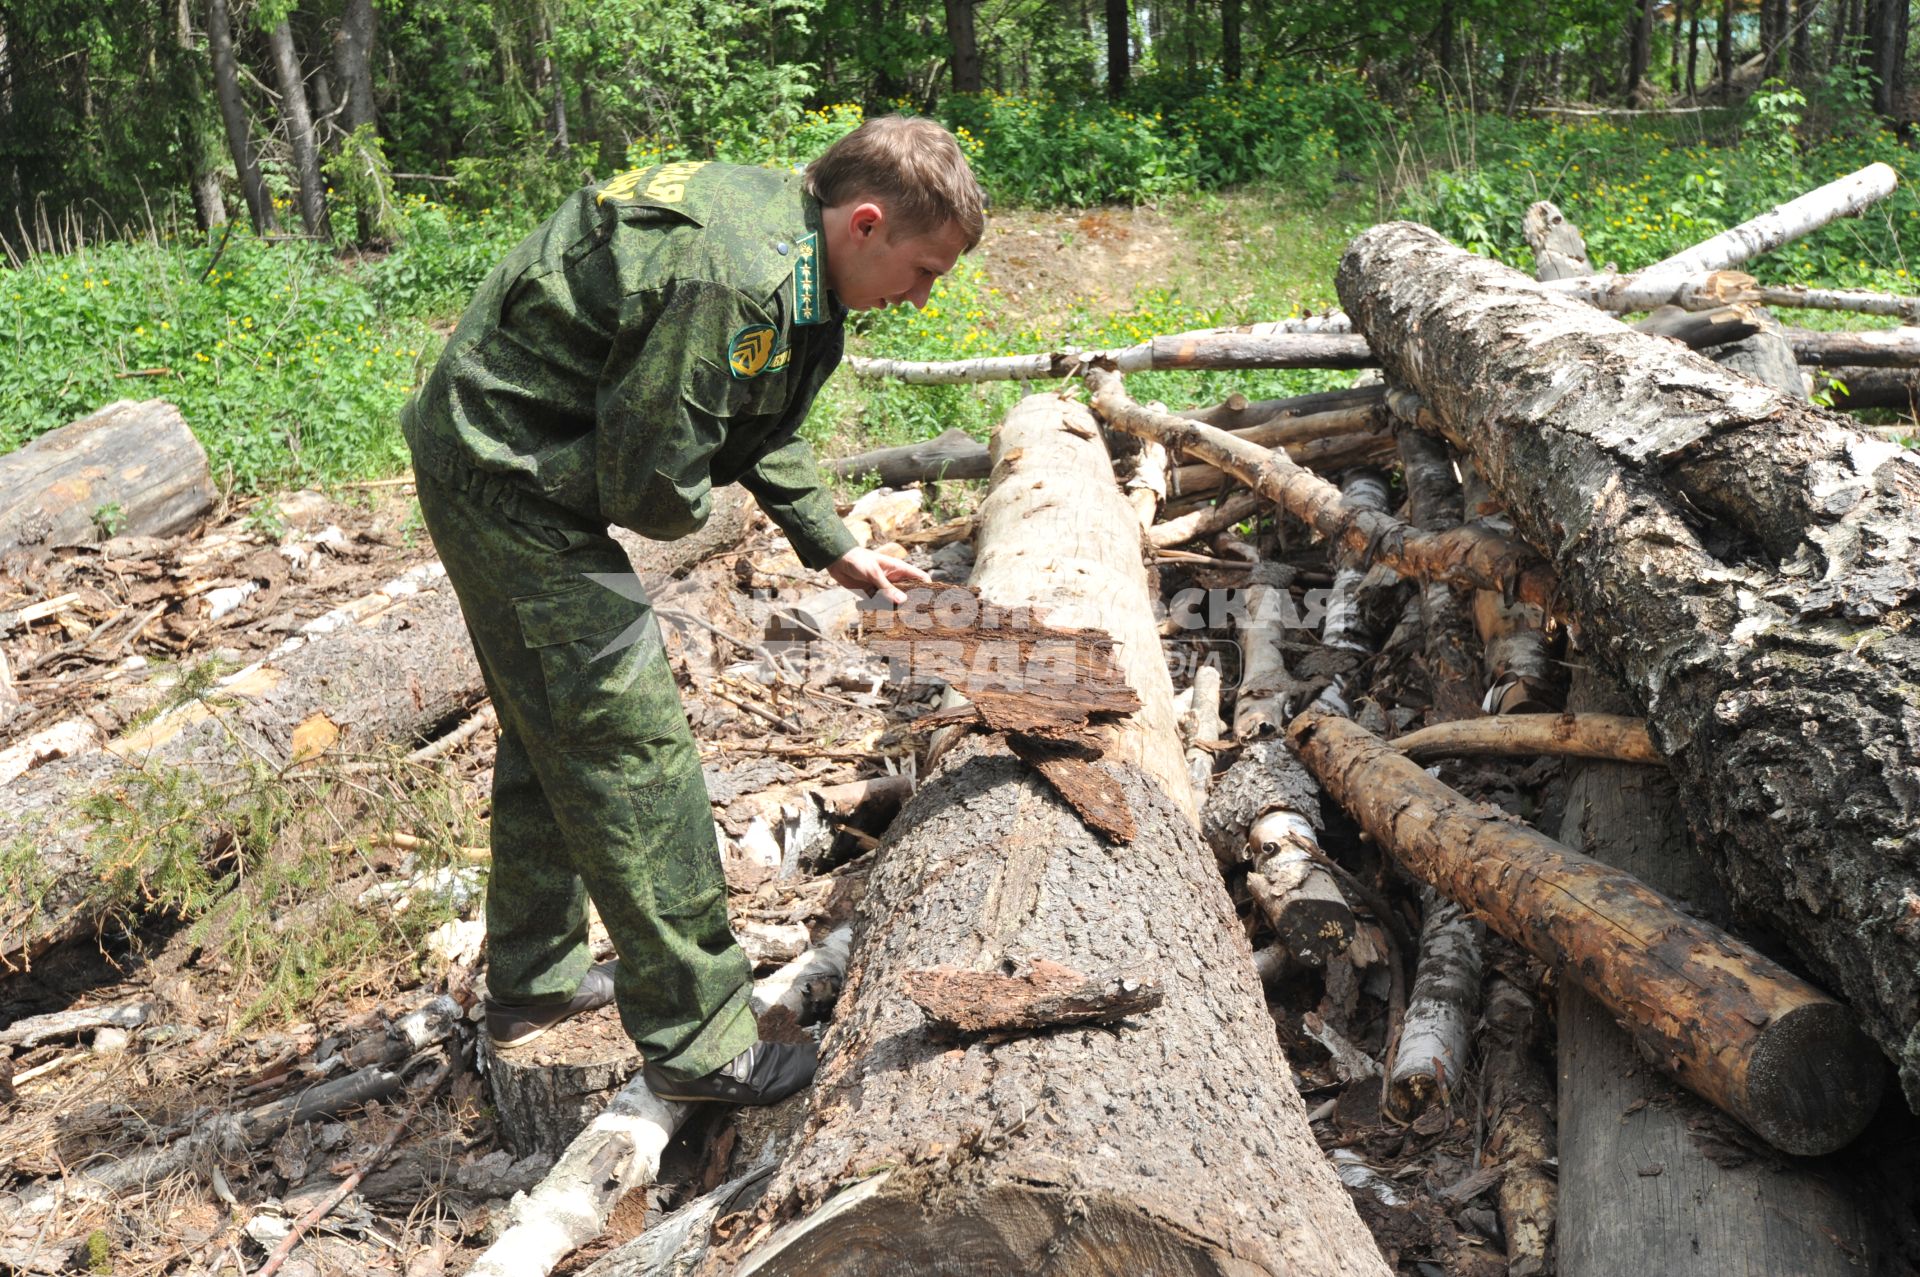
1637, 162, 1898, 276
1338, 218, 1920, 1109
723, 394, 1386, 1276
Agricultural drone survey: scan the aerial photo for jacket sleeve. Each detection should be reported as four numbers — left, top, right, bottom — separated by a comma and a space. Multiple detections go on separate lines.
739, 434, 857, 569
595, 279, 782, 542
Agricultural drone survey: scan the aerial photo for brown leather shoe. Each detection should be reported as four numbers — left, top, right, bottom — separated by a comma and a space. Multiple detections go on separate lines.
485, 962, 617, 1048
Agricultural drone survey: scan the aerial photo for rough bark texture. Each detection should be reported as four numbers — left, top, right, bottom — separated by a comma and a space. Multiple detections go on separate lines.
727, 395, 1385, 1276
0, 399, 214, 556
1290, 711, 1884, 1155
207, 0, 274, 234
265, 20, 329, 239
1339, 221, 1920, 1108
1555, 669, 1880, 1277
480, 1013, 644, 1159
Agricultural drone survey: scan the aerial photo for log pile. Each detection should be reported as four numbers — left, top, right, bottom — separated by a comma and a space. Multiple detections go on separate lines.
6, 161, 1920, 1277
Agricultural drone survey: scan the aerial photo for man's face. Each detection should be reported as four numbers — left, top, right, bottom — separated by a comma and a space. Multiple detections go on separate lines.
829, 211, 970, 312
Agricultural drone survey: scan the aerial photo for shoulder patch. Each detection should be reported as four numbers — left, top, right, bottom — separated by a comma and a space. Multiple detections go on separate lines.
596, 160, 710, 206
728, 324, 779, 379
792, 232, 823, 325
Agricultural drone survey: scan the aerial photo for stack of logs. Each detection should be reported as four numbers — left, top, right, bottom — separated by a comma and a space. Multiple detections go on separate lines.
778, 161, 1918, 1275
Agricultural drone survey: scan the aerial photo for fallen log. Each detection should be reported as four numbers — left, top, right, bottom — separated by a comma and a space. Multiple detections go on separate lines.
1391, 713, 1659, 763
0, 400, 215, 558
1480, 976, 1557, 1276
1394, 429, 1481, 723
1552, 270, 1920, 320
1635, 163, 1899, 278
825, 428, 988, 486
0, 491, 756, 972
467, 933, 851, 1277
1147, 490, 1261, 549
1819, 365, 1920, 411
1086, 367, 1559, 611
1554, 668, 1880, 1277
1785, 325, 1920, 366
1289, 710, 1883, 1155
1167, 428, 1396, 498
842, 318, 1360, 383
1339, 219, 1920, 1107
727, 394, 1386, 1274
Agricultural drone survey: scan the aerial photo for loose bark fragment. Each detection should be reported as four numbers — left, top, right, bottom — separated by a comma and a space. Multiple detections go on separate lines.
1087, 367, 1559, 611
900, 958, 1163, 1034
1338, 219, 1920, 1106
1391, 713, 1660, 764
1288, 711, 1883, 1155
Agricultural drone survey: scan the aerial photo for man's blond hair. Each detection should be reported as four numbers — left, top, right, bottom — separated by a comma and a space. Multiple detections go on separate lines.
804, 115, 986, 251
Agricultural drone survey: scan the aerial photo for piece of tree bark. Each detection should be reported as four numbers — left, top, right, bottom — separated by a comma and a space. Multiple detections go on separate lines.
1391, 712, 1659, 764
901, 958, 1164, 1034
1554, 668, 1881, 1276
1289, 711, 1883, 1155
826, 428, 988, 486
1338, 219, 1920, 1108
467, 934, 852, 1277
1321, 469, 1393, 653
207, 0, 275, 234
0, 399, 214, 557
577, 1160, 779, 1277
1087, 368, 1559, 611
725, 395, 1387, 1275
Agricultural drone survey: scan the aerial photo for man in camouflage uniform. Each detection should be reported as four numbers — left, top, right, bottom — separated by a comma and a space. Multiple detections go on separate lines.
403, 117, 983, 1104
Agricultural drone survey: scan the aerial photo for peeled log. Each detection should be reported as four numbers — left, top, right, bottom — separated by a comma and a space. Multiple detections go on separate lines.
1390, 713, 1660, 765
729, 395, 1386, 1276
1288, 711, 1883, 1155
1339, 220, 1920, 1107
0, 399, 214, 556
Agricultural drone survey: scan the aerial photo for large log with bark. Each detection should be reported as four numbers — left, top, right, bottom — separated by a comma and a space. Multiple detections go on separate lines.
1338, 220, 1920, 1108
0, 400, 215, 558
1289, 711, 1883, 1155
723, 395, 1386, 1275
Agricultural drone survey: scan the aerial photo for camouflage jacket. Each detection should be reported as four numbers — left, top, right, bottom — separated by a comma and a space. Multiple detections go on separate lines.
402, 162, 856, 568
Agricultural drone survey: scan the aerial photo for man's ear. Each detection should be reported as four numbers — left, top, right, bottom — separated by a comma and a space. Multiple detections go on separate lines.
848, 201, 885, 240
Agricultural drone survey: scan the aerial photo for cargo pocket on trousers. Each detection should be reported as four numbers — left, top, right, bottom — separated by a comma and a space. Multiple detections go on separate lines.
514, 578, 687, 751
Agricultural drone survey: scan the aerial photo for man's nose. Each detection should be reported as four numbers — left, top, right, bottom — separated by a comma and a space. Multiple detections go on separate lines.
906, 279, 935, 309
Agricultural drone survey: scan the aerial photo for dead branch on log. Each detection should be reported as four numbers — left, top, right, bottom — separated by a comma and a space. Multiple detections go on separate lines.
1289, 711, 1883, 1155
1086, 367, 1559, 611
1391, 713, 1660, 764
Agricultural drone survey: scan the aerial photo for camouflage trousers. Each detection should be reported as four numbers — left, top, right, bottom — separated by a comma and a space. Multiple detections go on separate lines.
413, 464, 757, 1080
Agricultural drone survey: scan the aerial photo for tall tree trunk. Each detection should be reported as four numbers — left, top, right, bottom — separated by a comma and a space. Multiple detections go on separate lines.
332, 0, 376, 132
1863, 0, 1908, 117
1434, 0, 1455, 80
207, 0, 275, 234
1670, 0, 1684, 88
945, 0, 981, 93
1184, 0, 1196, 72
1338, 220, 1920, 1111
1222, 0, 1241, 81
533, 9, 568, 152
1688, 0, 1702, 95
1105, 0, 1128, 98
173, 0, 226, 229
1718, 0, 1734, 101
1627, 0, 1654, 104
1792, 0, 1818, 79
266, 18, 329, 238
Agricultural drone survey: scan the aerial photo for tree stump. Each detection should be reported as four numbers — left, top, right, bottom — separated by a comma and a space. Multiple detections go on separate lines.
480, 1006, 645, 1159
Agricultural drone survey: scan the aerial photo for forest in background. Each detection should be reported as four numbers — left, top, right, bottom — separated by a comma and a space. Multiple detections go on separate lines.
1, 0, 1917, 492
